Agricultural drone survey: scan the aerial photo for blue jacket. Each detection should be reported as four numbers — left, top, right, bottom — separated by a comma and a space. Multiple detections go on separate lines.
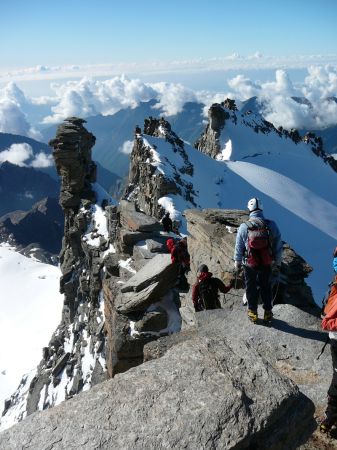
333, 257, 337, 273
234, 210, 283, 265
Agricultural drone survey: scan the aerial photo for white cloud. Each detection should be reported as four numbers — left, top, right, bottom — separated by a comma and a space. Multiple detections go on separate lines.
225, 66, 337, 130
42, 76, 157, 124
0, 83, 41, 139
0, 143, 33, 166
151, 82, 197, 116
31, 152, 53, 168
228, 75, 261, 99
119, 140, 134, 155
0, 143, 53, 168
2, 64, 337, 136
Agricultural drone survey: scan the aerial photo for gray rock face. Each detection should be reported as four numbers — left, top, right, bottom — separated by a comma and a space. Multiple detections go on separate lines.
121, 254, 175, 293
196, 304, 330, 418
125, 118, 195, 220
185, 208, 315, 309
0, 325, 314, 450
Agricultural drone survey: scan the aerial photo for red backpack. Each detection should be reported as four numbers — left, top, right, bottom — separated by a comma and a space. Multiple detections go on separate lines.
245, 218, 273, 267
322, 276, 337, 331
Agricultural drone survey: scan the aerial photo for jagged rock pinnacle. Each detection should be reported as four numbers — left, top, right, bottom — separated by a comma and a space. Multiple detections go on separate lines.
49, 117, 96, 209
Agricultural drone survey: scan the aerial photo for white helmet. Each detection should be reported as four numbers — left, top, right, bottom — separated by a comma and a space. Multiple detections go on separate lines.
247, 197, 263, 212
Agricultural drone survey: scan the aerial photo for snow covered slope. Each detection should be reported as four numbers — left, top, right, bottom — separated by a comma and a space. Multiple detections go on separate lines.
128, 112, 337, 302
0, 244, 63, 426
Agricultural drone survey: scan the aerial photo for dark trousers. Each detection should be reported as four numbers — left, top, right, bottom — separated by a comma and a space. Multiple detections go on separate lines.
243, 265, 272, 312
326, 339, 337, 422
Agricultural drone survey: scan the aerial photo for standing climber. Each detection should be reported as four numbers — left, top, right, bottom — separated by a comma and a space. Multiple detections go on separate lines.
166, 237, 190, 289
234, 198, 282, 324
161, 212, 173, 233
320, 246, 337, 433
192, 264, 232, 311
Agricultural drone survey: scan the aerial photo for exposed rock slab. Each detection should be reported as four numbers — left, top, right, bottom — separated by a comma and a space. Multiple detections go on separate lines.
0, 331, 314, 450
120, 254, 176, 293
196, 304, 330, 413
116, 281, 160, 313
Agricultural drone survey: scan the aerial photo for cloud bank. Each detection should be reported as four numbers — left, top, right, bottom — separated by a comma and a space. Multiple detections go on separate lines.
0, 143, 53, 168
226, 66, 337, 129
0, 65, 337, 137
1, 53, 337, 82
0, 83, 41, 139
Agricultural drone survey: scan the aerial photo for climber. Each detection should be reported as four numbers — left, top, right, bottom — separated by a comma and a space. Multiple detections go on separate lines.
161, 212, 173, 233
320, 247, 337, 433
192, 264, 233, 311
166, 237, 190, 289
233, 198, 282, 324
172, 220, 182, 236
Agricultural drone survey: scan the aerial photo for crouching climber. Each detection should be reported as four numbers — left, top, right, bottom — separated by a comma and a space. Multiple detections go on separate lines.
320, 247, 337, 433
192, 264, 232, 311
166, 237, 190, 289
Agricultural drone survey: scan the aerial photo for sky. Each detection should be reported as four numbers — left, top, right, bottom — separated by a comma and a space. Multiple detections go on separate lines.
1, 0, 337, 71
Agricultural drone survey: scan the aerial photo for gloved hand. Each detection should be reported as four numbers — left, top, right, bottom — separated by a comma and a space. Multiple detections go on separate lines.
234, 261, 242, 274
272, 263, 281, 276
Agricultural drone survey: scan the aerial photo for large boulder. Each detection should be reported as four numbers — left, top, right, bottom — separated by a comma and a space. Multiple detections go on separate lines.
121, 254, 177, 294
0, 329, 314, 450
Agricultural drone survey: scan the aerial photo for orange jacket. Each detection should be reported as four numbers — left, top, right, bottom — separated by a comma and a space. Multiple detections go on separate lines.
322, 276, 337, 331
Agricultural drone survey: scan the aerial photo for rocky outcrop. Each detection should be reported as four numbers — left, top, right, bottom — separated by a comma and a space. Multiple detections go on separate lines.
103, 199, 182, 378
125, 118, 195, 221
180, 208, 315, 326
195, 99, 337, 174
0, 118, 112, 428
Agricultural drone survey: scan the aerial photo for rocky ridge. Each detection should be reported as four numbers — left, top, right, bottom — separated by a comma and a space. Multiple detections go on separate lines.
1, 112, 336, 447
195, 99, 337, 173
0, 118, 109, 428
0, 118, 185, 428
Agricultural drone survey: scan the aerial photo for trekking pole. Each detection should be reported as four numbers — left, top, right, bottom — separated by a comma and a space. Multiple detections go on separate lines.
272, 281, 280, 305
317, 335, 330, 360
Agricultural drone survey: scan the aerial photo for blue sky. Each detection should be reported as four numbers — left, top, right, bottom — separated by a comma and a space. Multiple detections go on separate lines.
1, 0, 337, 69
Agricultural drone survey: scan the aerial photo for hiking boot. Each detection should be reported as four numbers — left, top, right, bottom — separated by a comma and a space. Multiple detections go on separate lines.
319, 416, 335, 433
247, 309, 258, 324
263, 310, 273, 324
